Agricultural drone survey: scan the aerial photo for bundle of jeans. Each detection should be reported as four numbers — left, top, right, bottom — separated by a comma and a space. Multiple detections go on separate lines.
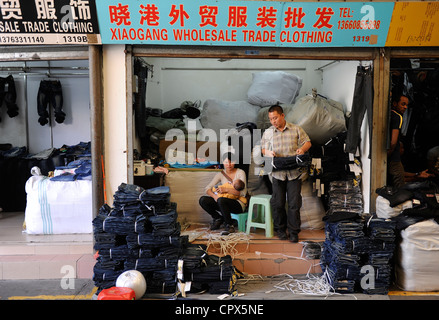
326, 262, 362, 281
272, 153, 311, 171
325, 220, 365, 239
184, 254, 237, 294
96, 256, 125, 271
180, 244, 208, 270
93, 232, 127, 250
331, 279, 356, 293
97, 245, 138, 261
367, 216, 396, 242
369, 239, 395, 252
125, 256, 178, 272
92, 262, 125, 292
139, 186, 171, 213
150, 209, 180, 236
330, 236, 370, 255
112, 202, 154, 217
326, 180, 364, 215
112, 183, 145, 207
100, 215, 148, 235
147, 269, 178, 294
126, 233, 185, 250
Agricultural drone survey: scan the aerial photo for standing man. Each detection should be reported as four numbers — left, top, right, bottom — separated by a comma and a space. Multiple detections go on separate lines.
261, 105, 311, 242
387, 94, 409, 188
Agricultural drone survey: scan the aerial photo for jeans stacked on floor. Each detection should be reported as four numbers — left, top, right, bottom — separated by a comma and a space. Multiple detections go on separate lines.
321, 213, 397, 295
181, 247, 238, 294
321, 230, 363, 293
92, 183, 187, 296
363, 217, 396, 294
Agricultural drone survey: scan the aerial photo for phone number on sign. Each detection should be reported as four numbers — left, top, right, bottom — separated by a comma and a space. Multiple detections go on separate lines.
0, 35, 45, 44
338, 20, 381, 30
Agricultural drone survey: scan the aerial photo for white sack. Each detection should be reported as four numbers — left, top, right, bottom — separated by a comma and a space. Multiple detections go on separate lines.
395, 219, 439, 291
25, 175, 93, 234
300, 179, 325, 230
247, 71, 302, 107
200, 99, 259, 137
375, 195, 412, 219
285, 94, 346, 145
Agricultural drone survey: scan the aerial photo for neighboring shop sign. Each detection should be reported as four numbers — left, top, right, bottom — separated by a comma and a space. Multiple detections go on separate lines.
95, 0, 394, 47
386, 1, 439, 47
0, 0, 101, 45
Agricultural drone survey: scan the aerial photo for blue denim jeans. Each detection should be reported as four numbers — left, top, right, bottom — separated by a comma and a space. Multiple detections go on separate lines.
272, 153, 311, 171
37, 80, 65, 125
0, 75, 19, 122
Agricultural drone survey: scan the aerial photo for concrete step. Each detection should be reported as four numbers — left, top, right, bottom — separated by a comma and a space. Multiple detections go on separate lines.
191, 228, 325, 276
0, 237, 95, 280
0, 253, 95, 280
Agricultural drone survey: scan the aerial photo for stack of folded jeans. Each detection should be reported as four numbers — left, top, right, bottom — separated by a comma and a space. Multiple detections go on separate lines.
139, 186, 172, 214
182, 250, 238, 294
363, 216, 396, 294
149, 209, 180, 236
327, 180, 364, 216
92, 183, 188, 296
321, 212, 397, 295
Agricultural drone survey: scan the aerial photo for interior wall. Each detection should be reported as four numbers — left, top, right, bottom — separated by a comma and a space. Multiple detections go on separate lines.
0, 60, 91, 154
142, 57, 329, 112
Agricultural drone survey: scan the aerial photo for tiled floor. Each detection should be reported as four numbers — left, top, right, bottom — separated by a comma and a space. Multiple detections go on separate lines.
0, 212, 94, 280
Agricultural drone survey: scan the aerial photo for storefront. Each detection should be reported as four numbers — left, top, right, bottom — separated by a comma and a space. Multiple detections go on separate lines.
0, 1, 103, 240
96, 0, 439, 214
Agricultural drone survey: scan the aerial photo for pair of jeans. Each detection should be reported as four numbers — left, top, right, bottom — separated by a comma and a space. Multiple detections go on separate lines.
199, 195, 243, 227
270, 176, 302, 235
271, 153, 311, 171
345, 65, 373, 157
37, 80, 64, 125
0, 75, 19, 122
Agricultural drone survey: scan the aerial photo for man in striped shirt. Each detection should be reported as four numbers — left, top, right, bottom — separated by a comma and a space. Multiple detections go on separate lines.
261, 105, 311, 243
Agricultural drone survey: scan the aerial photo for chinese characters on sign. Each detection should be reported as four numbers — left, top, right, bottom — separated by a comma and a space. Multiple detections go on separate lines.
0, 0, 100, 45
96, 0, 394, 47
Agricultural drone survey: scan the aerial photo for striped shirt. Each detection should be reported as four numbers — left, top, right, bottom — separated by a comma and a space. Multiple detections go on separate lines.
261, 122, 310, 181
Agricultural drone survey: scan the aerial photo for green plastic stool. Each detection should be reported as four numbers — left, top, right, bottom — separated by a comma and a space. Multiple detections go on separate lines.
231, 212, 248, 232
245, 194, 274, 238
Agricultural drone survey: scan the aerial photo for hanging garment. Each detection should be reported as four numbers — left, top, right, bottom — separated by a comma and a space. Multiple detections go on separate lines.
345, 65, 373, 157
37, 80, 65, 125
0, 75, 19, 122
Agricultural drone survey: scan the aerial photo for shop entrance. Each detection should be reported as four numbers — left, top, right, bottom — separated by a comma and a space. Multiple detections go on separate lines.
0, 46, 96, 256
388, 57, 439, 187
128, 46, 380, 224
